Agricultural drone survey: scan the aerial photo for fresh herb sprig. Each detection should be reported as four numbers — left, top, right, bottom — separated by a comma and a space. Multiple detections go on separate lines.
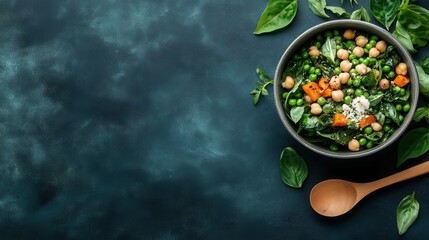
250, 66, 273, 106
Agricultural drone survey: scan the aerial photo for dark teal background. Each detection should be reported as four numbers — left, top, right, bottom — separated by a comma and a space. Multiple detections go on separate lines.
1, 0, 429, 239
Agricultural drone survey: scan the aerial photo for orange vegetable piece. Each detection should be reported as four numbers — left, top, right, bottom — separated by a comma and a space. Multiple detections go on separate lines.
321, 88, 332, 97
359, 115, 376, 129
332, 113, 349, 127
318, 77, 330, 90
393, 74, 410, 87
302, 82, 321, 102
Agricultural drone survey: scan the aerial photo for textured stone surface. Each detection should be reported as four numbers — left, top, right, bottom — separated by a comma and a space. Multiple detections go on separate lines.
1, 0, 429, 239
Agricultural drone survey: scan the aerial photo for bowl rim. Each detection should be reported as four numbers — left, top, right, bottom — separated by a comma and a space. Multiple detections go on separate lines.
274, 19, 419, 159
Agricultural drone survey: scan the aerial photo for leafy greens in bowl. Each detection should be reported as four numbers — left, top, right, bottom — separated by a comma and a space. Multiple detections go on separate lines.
274, 20, 418, 159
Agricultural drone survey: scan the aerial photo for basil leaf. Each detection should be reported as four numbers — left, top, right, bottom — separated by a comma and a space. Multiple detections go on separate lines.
370, 0, 401, 30
397, 192, 419, 235
321, 38, 337, 64
393, 20, 417, 54
397, 4, 429, 48
367, 92, 384, 106
420, 56, 429, 73
253, 0, 298, 35
350, 7, 371, 22
380, 103, 401, 125
361, 70, 377, 87
415, 62, 429, 99
290, 106, 305, 124
326, 6, 350, 18
300, 114, 326, 131
279, 147, 308, 188
413, 106, 429, 123
308, 0, 330, 18
316, 129, 353, 146
397, 127, 429, 167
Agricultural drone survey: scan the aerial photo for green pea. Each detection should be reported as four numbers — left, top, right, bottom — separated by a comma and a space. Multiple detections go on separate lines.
325, 31, 333, 38
282, 92, 288, 99
315, 68, 321, 76
383, 125, 391, 132
304, 59, 311, 64
334, 67, 342, 75
346, 88, 354, 95
364, 92, 369, 98
296, 99, 304, 106
344, 95, 352, 104
359, 57, 365, 63
355, 75, 362, 80
315, 41, 322, 48
365, 43, 373, 50
288, 99, 297, 106
294, 92, 303, 98
369, 39, 377, 46
395, 104, 402, 111
393, 86, 401, 94
353, 79, 361, 87
336, 45, 342, 50
347, 79, 353, 86
366, 141, 374, 149
333, 29, 340, 36
352, 59, 360, 66
364, 126, 373, 135
364, 48, 369, 54
349, 69, 358, 75
382, 65, 391, 72
309, 74, 318, 81
323, 104, 333, 113
399, 114, 404, 122
301, 52, 309, 59
317, 97, 326, 106
329, 144, 339, 151
355, 88, 363, 96
388, 71, 396, 79
309, 67, 316, 74
369, 58, 377, 65
403, 103, 411, 112
370, 35, 379, 41
304, 64, 310, 71
399, 88, 406, 96
359, 138, 367, 146
363, 59, 370, 66
349, 54, 357, 60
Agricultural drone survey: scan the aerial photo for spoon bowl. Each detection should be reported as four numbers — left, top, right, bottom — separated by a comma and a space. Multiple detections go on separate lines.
310, 161, 429, 217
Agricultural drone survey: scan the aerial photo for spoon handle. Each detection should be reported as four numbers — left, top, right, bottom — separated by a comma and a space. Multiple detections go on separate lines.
362, 160, 429, 194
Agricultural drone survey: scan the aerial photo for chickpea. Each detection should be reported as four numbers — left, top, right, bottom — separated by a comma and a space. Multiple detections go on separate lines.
337, 49, 349, 60
310, 103, 323, 115
343, 29, 356, 40
309, 46, 318, 51
282, 76, 295, 89
396, 62, 408, 75
355, 35, 368, 47
353, 46, 364, 58
338, 72, 350, 84
309, 49, 320, 57
329, 76, 341, 89
304, 94, 312, 103
340, 60, 353, 72
375, 40, 387, 53
331, 90, 344, 102
355, 63, 369, 75
379, 78, 390, 90
369, 47, 380, 58
348, 139, 360, 152
371, 122, 382, 132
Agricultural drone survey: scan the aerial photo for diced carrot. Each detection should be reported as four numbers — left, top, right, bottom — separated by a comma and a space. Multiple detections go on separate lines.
321, 88, 332, 97
393, 74, 410, 87
359, 115, 376, 129
318, 77, 330, 90
332, 113, 349, 127
302, 82, 321, 102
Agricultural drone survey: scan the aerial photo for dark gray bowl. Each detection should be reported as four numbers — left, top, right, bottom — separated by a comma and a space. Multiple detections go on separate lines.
274, 20, 419, 159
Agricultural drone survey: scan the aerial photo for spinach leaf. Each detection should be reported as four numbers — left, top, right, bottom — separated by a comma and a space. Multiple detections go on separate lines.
321, 38, 337, 64
367, 92, 384, 106
290, 106, 305, 124
370, 0, 401, 30
413, 106, 429, 124
393, 21, 417, 54
420, 56, 429, 73
397, 4, 429, 48
415, 62, 429, 99
308, 0, 330, 18
300, 114, 326, 131
254, 0, 298, 35
361, 70, 377, 87
350, 7, 371, 22
397, 192, 419, 235
316, 129, 353, 146
250, 66, 273, 105
375, 112, 386, 125
397, 127, 429, 167
380, 103, 401, 125
326, 6, 350, 18
279, 147, 308, 188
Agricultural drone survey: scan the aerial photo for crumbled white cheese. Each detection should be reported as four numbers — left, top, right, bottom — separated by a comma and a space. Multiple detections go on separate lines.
342, 96, 370, 128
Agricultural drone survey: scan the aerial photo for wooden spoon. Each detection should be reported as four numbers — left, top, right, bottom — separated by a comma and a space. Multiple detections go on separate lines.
310, 161, 429, 217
